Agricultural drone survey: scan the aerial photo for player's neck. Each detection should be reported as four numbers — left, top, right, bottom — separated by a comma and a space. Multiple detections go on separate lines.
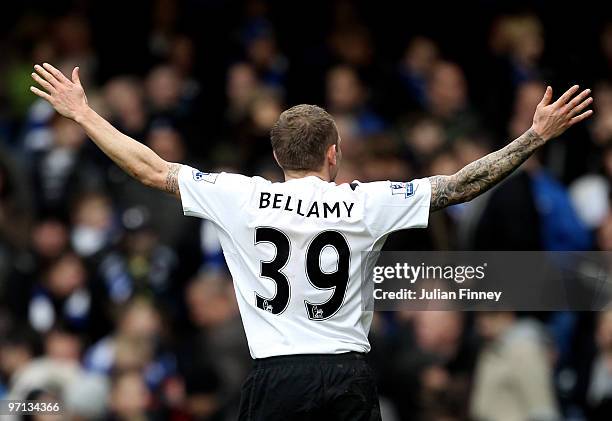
283, 168, 330, 182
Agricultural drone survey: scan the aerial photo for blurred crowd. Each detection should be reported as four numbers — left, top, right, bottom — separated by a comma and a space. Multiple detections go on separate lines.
1, 0, 612, 420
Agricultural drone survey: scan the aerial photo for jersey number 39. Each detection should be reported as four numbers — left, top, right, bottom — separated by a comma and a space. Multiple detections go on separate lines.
254, 227, 351, 321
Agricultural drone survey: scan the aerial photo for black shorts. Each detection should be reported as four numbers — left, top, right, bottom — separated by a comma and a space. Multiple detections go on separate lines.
238, 352, 381, 421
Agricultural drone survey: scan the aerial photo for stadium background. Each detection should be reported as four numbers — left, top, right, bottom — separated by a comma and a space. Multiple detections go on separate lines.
1, 0, 612, 419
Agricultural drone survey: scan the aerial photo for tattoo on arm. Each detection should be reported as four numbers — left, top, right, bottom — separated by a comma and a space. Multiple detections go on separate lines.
164, 163, 181, 195
429, 129, 545, 212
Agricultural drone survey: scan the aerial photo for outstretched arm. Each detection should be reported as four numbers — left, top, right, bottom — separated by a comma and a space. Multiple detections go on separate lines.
429, 85, 593, 212
30, 63, 181, 197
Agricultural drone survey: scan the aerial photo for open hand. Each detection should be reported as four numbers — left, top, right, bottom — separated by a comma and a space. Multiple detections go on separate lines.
30, 63, 89, 121
532, 85, 593, 141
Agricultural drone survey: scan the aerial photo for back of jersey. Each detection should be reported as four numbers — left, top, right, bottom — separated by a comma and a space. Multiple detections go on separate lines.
178, 165, 431, 358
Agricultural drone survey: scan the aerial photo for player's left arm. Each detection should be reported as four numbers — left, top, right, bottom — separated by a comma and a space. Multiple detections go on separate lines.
429, 85, 593, 212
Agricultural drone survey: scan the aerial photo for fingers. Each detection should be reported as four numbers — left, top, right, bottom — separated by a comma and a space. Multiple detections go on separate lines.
31, 72, 55, 93
42, 62, 70, 84
555, 85, 580, 106
30, 86, 52, 101
567, 88, 591, 110
34, 64, 59, 87
71, 67, 81, 85
570, 110, 594, 125
570, 97, 593, 117
539, 86, 553, 107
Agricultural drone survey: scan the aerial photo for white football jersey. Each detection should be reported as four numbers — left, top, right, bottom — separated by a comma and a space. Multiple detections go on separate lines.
178, 165, 431, 358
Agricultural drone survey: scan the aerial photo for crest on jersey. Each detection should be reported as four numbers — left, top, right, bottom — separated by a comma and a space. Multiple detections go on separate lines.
262, 300, 274, 313
390, 182, 415, 198
192, 169, 219, 184
311, 305, 324, 319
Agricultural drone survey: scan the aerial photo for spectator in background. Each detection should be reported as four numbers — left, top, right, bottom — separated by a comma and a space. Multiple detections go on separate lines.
371, 310, 472, 420
97, 119, 202, 302
249, 90, 283, 139
591, 81, 612, 146
148, 0, 179, 60
471, 312, 560, 421
242, 21, 289, 92
332, 114, 365, 163
147, 123, 186, 165
112, 125, 198, 248
63, 371, 110, 420
198, 219, 226, 272
401, 116, 447, 171
225, 62, 260, 126
109, 369, 156, 421
599, 23, 612, 80
180, 271, 250, 420
145, 63, 199, 139
534, 172, 593, 250
233, 88, 283, 171
597, 212, 612, 253
7, 326, 92, 406
483, 13, 547, 135
587, 310, 612, 419
84, 298, 177, 399
168, 35, 201, 101
425, 61, 480, 141
30, 116, 105, 217
95, 206, 179, 318
0, 148, 32, 280
2, 16, 57, 125
359, 136, 412, 182
30, 219, 70, 263
413, 311, 472, 420
3, 218, 70, 325
569, 171, 610, 231
0, 329, 37, 397
70, 191, 117, 259
568, 82, 612, 232
328, 19, 374, 71
592, 213, 612, 303
52, 15, 97, 87
27, 253, 91, 334
326, 65, 385, 136
334, 154, 362, 185
146, 65, 182, 116
489, 14, 545, 86
21, 97, 55, 154
397, 36, 441, 110
104, 76, 147, 139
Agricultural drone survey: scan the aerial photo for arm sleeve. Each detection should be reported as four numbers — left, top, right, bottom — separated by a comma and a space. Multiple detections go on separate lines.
361, 178, 431, 237
177, 164, 253, 226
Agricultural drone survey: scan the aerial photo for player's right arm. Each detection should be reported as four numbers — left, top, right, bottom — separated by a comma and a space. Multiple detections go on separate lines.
429, 85, 593, 212
30, 63, 181, 198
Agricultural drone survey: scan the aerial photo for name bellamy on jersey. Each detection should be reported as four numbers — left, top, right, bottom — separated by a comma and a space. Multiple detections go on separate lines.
259, 192, 355, 219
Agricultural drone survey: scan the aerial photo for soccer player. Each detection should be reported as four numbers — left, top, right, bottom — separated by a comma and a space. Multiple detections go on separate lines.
30, 63, 592, 420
